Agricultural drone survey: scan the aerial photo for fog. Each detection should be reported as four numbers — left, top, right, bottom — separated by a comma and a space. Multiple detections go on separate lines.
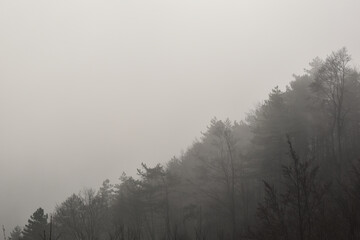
1, 0, 360, 232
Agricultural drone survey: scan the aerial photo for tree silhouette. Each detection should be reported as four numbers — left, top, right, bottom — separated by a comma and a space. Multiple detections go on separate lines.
22, 208, 48, 240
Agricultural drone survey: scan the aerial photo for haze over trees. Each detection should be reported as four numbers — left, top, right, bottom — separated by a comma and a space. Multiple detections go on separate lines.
5, 48, 360, 239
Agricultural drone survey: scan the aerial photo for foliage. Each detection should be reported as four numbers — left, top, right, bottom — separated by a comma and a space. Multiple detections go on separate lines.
254, 139, 329, 240
22, 208, 48, 240
9, 226, 22, 240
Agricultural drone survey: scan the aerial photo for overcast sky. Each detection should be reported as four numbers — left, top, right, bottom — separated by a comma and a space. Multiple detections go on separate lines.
1, 0, 360, 231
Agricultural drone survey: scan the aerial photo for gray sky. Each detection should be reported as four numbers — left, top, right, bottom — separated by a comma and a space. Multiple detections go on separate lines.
1, 0, 360, 231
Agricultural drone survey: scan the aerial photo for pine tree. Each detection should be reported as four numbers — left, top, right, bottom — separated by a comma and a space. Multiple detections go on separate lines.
9, 226, 22, 240
22, 208, 48, 240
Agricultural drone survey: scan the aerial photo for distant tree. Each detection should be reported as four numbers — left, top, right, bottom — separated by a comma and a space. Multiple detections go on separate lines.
137, 162, 180, 240
311, 47, 353, 176
250, 87, 289, 185
186, 118, 246, 239
114, 174, 144, 240
22, 208, 48, 240
9, 226, 22, 240
53, 194, 85, 240
137, 163, 169, 240
80, 189, 104, 240
54, 188, 108, 240
98, 179, 115, 208
97, 179, 122, 240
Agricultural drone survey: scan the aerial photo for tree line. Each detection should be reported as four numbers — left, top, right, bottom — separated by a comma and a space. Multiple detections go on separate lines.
5, 47, 360, 240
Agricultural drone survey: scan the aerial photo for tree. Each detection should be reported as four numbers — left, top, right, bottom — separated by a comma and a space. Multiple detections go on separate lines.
54, 189, 107, 240
9, 226, 22, 240
185, 118, 246, 239
254, 139, 329, 240
53, 194, 85, 240
136, 162, 181, 240
114, 174, 144, 240
250, 87, 289, 186
311, 47, 353, 177
335, 159, 360, 240
22, 208, 48, 240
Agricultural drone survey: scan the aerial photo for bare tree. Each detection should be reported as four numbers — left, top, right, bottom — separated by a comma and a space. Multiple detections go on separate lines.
312, 47, 352, 177
254, 138, 329, 240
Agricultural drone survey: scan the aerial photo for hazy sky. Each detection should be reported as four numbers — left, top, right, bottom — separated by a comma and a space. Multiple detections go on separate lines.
1, 0, 360, 231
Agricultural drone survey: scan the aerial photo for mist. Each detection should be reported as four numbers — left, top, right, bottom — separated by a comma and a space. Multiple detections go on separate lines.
1, 0, 360, 239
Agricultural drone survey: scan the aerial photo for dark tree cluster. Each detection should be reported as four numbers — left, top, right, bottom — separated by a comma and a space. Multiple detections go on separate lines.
7, 48, 360, 240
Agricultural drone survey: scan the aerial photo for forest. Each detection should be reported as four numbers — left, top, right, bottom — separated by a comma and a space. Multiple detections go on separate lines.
5, 47, 360, 240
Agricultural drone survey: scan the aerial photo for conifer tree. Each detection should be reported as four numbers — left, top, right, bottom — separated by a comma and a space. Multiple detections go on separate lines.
22, 208, 48, 240
9, 226, 22, 240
